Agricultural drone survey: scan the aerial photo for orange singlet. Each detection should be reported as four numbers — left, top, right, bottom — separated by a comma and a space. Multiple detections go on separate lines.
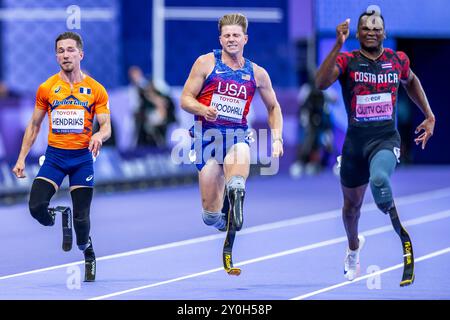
35, 73, 110, 150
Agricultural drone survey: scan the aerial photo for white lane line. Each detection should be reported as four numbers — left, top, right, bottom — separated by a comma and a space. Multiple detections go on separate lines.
88, 209, 450, 300
290, 247, 450, 300
2, 187, 450, 281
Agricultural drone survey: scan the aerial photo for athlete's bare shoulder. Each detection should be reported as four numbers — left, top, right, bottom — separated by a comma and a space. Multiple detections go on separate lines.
252, 62, 270, 87
252, 61, 263, 72
193, 52, 216, 78
195, 53, 215, 68
197, 52, 215, 63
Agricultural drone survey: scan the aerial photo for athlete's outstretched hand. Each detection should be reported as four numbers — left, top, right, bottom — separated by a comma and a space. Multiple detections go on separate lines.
414, 117, 435, 150
336, 19, 351, 45
12, 160, 26, 178
89, 133, 103, 157
203, 105, 218, 122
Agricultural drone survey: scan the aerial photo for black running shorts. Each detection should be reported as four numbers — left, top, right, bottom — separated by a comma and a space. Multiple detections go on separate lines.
340, 126, 401, 188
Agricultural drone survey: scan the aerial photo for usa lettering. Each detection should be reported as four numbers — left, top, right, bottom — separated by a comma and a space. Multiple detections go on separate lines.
217, 82, 247, 100
354, 72, 398, 84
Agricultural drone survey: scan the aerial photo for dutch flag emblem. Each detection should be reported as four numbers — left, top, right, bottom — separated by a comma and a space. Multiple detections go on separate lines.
79, 87, 92, 95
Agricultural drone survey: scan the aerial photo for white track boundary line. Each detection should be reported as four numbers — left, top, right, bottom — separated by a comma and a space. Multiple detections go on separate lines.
1, 187, 450, 281
290, 247, 450, 300
88, 209, 450, 300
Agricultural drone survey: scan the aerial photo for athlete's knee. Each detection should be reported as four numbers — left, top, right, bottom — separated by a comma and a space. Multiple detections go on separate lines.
28, 179, 56, 226
369, 150, 396, 184
29, 198, 52, 225
369, 171, 394, 213
343, 204, 362, 217
369, 171, 389, 188
343, 199, 363, 216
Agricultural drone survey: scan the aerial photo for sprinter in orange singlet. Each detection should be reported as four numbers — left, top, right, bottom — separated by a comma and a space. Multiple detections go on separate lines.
12, 32, 111, 282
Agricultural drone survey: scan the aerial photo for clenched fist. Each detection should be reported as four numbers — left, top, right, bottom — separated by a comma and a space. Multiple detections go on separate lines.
336, 19, 351, 45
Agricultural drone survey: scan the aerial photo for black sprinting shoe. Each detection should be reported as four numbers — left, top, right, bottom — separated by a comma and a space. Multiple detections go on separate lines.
228, 188, 245, 231
218, 192, 230, 232
56, 206, 73, 252
84, 237, 96, 282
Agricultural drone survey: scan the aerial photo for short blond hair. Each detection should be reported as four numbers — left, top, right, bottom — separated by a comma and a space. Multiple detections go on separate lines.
218, 13, 248, 34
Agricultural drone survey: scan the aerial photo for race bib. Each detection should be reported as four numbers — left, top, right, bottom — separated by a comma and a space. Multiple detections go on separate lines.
51, 109, 85, 133
210, 93, 246, 123
355, 93, 393, 122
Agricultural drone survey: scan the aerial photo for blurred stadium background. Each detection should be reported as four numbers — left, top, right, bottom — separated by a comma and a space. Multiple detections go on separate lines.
1, 0, 449, 203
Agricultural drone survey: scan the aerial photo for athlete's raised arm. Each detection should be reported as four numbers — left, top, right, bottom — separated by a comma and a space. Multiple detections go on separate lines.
316, 19, 350, 90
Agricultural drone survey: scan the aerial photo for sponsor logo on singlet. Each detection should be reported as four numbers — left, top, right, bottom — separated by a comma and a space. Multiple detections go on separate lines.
51, 109, 85, 133
52, 99, 88, 108
355, 93, 393, 122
